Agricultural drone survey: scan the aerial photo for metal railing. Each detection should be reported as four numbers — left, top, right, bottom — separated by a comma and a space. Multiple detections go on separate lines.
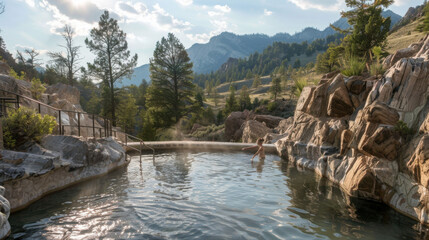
0, 88, 154, 161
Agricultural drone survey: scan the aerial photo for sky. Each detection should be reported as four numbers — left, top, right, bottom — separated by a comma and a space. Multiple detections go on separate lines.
0, 0, 423, 67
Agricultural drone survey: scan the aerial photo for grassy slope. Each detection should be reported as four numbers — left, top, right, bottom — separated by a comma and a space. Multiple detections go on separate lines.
386, 16, 426, 54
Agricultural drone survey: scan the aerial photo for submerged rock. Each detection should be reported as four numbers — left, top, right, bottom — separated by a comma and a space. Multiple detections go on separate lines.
275, 35, 429, 224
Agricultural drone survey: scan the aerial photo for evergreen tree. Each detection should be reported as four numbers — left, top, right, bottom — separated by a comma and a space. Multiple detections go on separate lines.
138, 110, 156, 140
146, 33, 195, 128
252, 74, 261, 88
238, 86, 251, 111
293, 59, 301, 68
337, 0, 393, 61
224, 85, 237, 115
85, 11, 137, 126
117, 94, 138, 134
213, 87, 219, 107
269, 76, 282, 100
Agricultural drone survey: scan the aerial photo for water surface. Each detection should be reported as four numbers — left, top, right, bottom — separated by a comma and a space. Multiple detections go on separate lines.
9, 152, 428, 239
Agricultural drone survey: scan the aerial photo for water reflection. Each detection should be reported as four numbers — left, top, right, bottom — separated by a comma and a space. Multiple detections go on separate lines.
251, 159, 265, 173
279, 160, 427, 239
8, 152, 429, 240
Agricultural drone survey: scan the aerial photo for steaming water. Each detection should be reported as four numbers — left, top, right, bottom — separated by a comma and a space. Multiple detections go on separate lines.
8, 152, 428, 239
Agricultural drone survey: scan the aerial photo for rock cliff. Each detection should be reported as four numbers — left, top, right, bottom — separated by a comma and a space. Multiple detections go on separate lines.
276, 35, 429, 224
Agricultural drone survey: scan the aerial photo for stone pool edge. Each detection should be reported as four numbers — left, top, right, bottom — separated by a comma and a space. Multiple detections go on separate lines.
126, 141, 278, 154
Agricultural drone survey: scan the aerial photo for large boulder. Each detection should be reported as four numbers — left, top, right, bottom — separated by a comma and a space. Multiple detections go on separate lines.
358, 126, 401, 161
275, 117, 293, 134
241, 120, 272, 143
45, 83, 80, 105
0, 186, 10, 240
341, 156, 381, 200
407, 135, 429, 188
2, 135, 127, 211
253, 115, 284, 128
362, 101, 399, 126
327, 75, 354, 117
224, 110, 253, 142
0, 62, 10, 75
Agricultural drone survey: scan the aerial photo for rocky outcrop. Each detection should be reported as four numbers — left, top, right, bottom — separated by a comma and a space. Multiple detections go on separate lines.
0, 76, 107, 139
224, 110, 292, 143
276, 35, 429, 224
0, 186, 10, 240
224, 110, 254, 142
241, 120, 272, 143
1, 135, 128, 212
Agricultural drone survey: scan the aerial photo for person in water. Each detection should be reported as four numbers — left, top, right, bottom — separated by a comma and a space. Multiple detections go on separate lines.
242, 138, 265, 161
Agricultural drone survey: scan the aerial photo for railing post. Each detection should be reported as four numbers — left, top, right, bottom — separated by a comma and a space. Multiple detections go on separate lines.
140, 141, 142, 161
16, 95, 20, 108
0, 118, 3, 150
77, 112, 81, 137
58, 110, 62, 135
110, 120, 113, 137
38, 103, 41, 114
99, 128, 101, 138
104, 118, 107, 137
92, 114, 95, 138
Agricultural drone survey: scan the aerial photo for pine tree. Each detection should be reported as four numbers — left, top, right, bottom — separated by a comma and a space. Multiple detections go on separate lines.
252, 74, 261, 88
85, 11, 137, 126
270, 76, 282, 100
117, 94, 138, 134
224, 85, 237, 115
337, 0, 393, 61
146, 33, 195, 128
238, 86, 251, 111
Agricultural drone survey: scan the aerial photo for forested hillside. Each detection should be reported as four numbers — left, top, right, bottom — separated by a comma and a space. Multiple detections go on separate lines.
193, 34, 343, 88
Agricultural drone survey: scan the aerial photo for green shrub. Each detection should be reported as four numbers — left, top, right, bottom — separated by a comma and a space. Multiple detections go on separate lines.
370, 62, 385, 76
3, 107, 57, 149
31, 78, 46, 100
341, 56, 366, 77
267, 101, 278, 112
394, 120, 414, 140
293, 78, 307, 98
9, 69, 26, 80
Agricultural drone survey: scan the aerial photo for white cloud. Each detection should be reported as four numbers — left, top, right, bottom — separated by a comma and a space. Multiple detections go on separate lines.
187, 5, 231, 43
25, 0, 36, 8
214, 4, 231, 13
15, 44, 49, 56
39, 0, 96, 36
287, 0, 344, 11
392, 0, 415, 6
264, 9, 273, 16
115, 2, 191, 33
176, 0, 193, 6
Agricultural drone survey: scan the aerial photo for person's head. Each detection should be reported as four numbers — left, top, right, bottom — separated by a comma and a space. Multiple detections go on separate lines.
257, 138, 264, 146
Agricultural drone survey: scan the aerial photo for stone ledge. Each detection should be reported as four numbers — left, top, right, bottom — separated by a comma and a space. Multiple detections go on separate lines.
126, 141, 278, 154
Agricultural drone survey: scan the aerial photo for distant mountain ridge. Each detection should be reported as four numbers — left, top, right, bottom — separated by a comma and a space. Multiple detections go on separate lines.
120, 10, 401, 86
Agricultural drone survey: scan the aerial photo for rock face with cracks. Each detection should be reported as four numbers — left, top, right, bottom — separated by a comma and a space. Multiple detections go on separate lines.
0, 135, 128, 212
276, 35, 429, 224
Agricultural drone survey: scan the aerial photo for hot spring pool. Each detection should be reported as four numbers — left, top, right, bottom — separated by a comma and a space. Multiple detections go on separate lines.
8, 152, 429, 239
